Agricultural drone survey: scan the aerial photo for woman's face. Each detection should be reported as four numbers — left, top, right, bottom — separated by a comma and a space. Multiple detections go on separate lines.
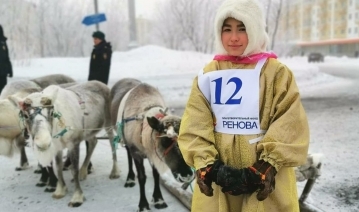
221, 18, 248, 56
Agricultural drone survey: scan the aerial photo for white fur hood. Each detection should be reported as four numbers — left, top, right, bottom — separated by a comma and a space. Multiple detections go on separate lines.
214, 0, 269, 56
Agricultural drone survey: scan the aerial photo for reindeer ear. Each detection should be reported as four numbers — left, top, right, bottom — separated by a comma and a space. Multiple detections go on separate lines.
40, 97, 52, 105
7, 95, 21, 107
7, 95, 29, 110
147, 116, 161, 131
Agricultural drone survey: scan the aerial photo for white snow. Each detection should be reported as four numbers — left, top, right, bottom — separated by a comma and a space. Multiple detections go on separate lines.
1, 45, 358, 211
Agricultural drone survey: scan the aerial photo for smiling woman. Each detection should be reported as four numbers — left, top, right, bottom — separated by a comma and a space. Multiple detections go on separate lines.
177, 0, 310, 211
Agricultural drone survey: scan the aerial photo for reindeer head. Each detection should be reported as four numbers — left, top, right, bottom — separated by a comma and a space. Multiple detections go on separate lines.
18, 94, 55, 155
147, 114, 194, 183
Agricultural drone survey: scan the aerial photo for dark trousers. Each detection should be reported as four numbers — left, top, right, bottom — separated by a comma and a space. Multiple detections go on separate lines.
0, 76, 7, 94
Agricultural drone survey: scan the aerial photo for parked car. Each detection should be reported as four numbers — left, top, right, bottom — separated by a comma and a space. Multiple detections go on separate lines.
308, 53, 324, 63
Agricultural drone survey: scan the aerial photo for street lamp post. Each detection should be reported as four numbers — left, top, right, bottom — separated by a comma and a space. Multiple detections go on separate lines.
94, 0, 99, 31
128, 0, 138, 49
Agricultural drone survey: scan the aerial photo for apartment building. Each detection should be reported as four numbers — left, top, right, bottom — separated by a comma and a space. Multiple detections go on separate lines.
279, 0, 359, 57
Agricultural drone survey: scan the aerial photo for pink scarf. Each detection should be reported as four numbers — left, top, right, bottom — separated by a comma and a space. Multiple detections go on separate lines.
213, 52, 277, 64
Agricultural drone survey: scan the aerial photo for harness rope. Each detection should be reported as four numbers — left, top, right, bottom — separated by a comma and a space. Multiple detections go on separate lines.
19, 106, 116, 139
17, 101, 174, 158
113, 105, 167, 149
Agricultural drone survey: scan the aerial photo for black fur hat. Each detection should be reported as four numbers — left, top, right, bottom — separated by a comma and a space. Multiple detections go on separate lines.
92, 31, 105, 40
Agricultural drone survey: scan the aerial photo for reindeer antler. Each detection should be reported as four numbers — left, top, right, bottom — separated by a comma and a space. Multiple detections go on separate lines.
24, 98, 32, 106
18, 98, 32, 111
40, 97, 52, 106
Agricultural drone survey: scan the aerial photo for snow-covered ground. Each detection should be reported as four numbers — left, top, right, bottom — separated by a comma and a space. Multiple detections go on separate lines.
1, 45, 358, 211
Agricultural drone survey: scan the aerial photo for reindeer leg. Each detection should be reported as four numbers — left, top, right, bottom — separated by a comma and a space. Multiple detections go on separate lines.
134, 157, 150, 212
68, 144, 84, 207
14, 136, 29, 171
125, 146, 135, 187
52, 150, 67, 199
15, 146, 29, 171
85, 141, 94, 174
79, 138, 97, 181
152, 165, 168, 209
36, 165, 48, 187
107, 129, 120, 179
34, 163, 42, 174
44, 165, 58, 192
63, 153, 71, 171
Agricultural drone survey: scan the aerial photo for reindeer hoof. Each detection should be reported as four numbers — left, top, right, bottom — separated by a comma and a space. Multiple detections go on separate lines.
15, 167, 22, 171
137, 206, 150, 212
68, 202, 82, 207
109, 174, 120, 179
36, 182, 47, 187
34, 169, 42, 174
52, 193, 65, 199
15, 162, 29, 171
152, 198, 167, 209
124, 179, 136, 187
87, 166, 94, 174
154, 203, 167, 209
45, 187, 56, 193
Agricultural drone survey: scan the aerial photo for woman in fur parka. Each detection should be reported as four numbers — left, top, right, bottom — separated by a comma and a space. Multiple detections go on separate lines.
178, 0, 309, 211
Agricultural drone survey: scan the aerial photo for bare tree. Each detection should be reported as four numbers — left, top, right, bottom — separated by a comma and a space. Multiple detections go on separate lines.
265, 0, 272, 33
151, 0, 220, 53
270, 0, 282, 50
151, 1, 185, 50
1, 0, 287, 58
0, 0, 128, 60
262, 0, 283, 52
103, 0, 129, 51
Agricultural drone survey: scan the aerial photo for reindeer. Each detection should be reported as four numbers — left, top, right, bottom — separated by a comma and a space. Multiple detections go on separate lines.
11, 81, 119, 207
112, 78, 195, 212
0, 74, 76, 171
110, 78, 141, 188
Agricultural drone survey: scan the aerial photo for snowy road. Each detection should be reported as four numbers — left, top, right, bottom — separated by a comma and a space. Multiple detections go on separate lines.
0, 141, 190, 212
1, 57, 359, 212
298, 64, 359, 212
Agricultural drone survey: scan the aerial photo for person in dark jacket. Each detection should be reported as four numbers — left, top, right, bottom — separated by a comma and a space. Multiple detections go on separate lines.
0, 25, 13, 94
65, 31, 112, 173
88, 31, 112, 85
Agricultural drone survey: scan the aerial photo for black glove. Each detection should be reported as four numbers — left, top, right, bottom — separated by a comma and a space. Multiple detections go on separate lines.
8, 72, 13, 78
249, 160, 277, 201
196, 165, 214, 196
211, 160, 261, 195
